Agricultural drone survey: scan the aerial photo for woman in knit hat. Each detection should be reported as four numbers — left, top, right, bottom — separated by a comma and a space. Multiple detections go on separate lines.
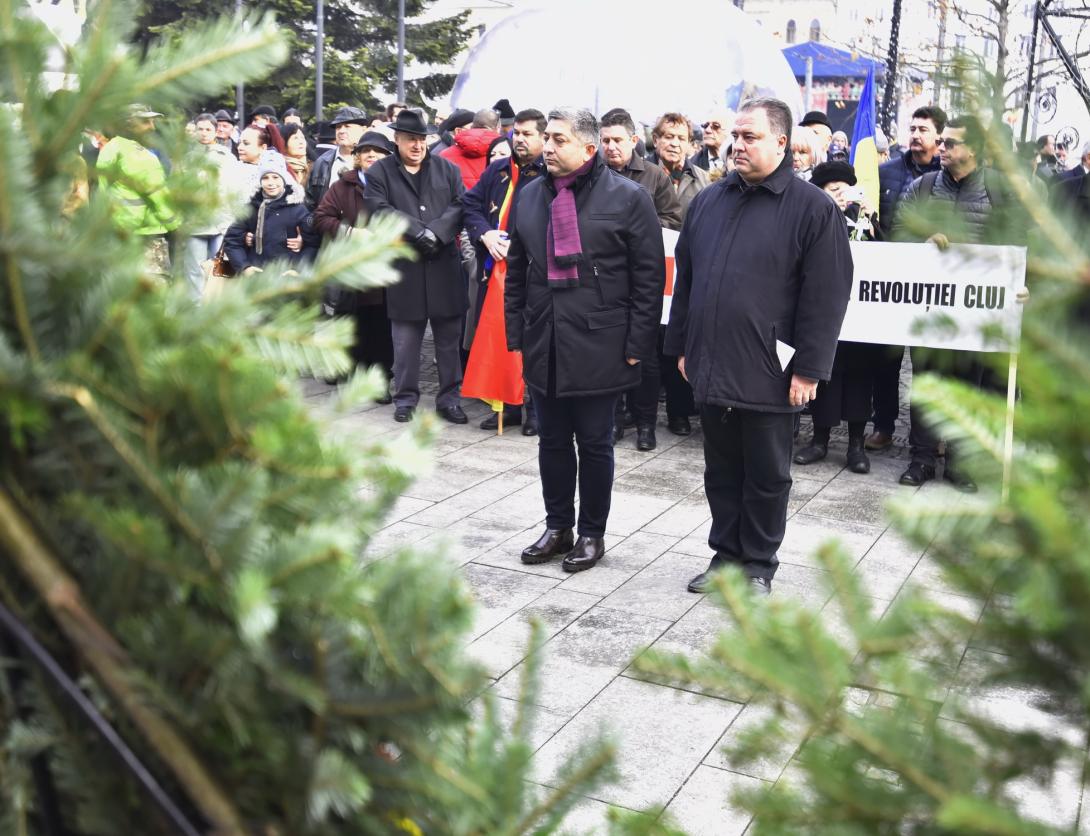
223, 151, 317, 273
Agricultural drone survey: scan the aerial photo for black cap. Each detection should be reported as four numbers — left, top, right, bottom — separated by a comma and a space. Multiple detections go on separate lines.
329, 106, 368, 127
800, 110, 831, 130
252, 104, 277, 119
353, 130, 395, 155
493, 98, 516, 124
391, 109, 429, 136
213, 109, 236, 124
315, 120, 335, 143
810, 160, 857, 189
439, 108, 473, 133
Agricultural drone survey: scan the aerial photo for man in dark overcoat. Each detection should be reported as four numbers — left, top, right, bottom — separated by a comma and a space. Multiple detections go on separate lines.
665, 97, 853, 596
365, 109, 469, 423
505, 107, 664, 573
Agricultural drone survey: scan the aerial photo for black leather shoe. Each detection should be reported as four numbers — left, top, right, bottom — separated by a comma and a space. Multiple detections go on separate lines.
436, 405, 468, 425
749, 577, 772, 597
480, 410, 521, 430
562, 536, 605, 572
521, 418, 538, 436
846, 439, 870, 474
394, 405, 414, 422
667, 416, 691, 436
899, 462, 935, 486
793, 443, 828, 465
375, 392, 393, 405
612, 420, 624, 443
521, 528, 574, 564
943, 467, 978, 493
636, 424, 657, 452
687, 554, 731, 593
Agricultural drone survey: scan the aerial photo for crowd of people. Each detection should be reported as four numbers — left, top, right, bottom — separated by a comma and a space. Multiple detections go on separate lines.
88, 93, 1090, 596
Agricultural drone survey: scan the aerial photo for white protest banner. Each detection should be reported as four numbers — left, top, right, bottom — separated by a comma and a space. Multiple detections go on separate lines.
661, 228, 680, 326
841, 242, 1026, 353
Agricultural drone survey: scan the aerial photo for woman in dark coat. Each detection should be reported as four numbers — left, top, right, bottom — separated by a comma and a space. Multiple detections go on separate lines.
793, 161, 880, 474
313, 131, 396, 396
223, 151, 317, 272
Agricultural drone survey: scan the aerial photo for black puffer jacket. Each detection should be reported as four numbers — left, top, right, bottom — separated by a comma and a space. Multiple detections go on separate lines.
664, 155, 853, 412
223, 182, 318, 270
504, 157, 664, 398
898, 167, 1013, 244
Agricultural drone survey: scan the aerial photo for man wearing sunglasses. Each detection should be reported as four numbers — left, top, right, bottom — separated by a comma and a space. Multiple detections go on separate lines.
690, 112, 731, 173
895, 115, 1014, 493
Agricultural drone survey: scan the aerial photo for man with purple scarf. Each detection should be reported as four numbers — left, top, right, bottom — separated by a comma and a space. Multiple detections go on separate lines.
505, 108, 664, 572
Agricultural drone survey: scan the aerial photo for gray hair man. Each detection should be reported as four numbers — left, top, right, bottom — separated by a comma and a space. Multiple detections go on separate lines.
665, 97, 853, 596
505, 107, 664, 573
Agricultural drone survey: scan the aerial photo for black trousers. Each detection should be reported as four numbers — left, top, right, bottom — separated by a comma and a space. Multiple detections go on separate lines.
908, 347, 984, 469
810, 342, 873, 429
660, 327, 695, 419
350, 302, 394, 378
702, 405, 795, 581
530, 386, 617, 538
870, 344, 904, 436
616, 350, 661, 427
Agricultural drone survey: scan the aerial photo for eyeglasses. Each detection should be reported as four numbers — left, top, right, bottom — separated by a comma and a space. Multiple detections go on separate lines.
935, 137, 963, 148
702, 122, 723, 131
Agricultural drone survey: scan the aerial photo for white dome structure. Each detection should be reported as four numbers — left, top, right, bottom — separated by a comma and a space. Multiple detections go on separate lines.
451, 0, 802, 127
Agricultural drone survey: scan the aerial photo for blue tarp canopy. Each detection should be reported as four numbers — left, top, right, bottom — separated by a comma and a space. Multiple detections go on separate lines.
782, 42, 885, 79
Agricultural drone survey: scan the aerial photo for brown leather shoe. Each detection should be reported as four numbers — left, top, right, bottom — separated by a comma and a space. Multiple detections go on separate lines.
864, 430, 893, 451
520, 528, 574, 564
561, 536, 604, 573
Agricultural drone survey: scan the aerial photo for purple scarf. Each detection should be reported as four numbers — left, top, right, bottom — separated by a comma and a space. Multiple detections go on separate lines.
546, 156, 595, 288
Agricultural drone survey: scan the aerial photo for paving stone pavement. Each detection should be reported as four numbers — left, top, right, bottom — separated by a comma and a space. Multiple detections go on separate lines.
302, 345, 1078, 834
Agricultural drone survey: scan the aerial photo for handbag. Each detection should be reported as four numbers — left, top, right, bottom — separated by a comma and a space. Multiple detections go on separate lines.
201, 241, 235, 301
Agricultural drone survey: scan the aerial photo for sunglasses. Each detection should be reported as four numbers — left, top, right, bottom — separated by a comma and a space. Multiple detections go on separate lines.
702, 122, 723, 131
935, 137, 963, 148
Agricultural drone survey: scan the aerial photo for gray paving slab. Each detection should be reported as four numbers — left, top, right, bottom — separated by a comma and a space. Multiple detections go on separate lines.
533, 677, 744, 811
599, 552, 711, 621
663, 765, 770, 836
703, 703, 804, 782
492, 607, 673, 715
460, 563, 559, 642
467, 587, 602, 679
777, 513, 885, 570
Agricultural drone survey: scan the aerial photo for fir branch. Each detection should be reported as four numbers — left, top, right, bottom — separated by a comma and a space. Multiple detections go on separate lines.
502, 742, 616, 836
46, 383, 224, 572
0, 488, 246, 835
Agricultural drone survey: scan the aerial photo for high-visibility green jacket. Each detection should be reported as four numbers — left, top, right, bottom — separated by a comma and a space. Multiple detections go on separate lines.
96, 136, 178, 235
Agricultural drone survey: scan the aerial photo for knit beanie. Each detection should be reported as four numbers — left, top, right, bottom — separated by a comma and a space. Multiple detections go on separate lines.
257, 150, 291, 187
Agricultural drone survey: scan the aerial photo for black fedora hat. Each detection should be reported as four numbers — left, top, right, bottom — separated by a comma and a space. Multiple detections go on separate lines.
329, 106, 368, 127
391, 109, 429, 136
353, 130, 395, 155
800, 110, 831, 130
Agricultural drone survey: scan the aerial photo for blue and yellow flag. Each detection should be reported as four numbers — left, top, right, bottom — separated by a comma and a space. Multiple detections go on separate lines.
850, 64, 880, 221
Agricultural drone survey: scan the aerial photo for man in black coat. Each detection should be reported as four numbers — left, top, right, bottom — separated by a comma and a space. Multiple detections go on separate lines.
599, 107, 682, 453
505, 107, 664, 573
364, 109, 468, 424
665, 98, 853, 596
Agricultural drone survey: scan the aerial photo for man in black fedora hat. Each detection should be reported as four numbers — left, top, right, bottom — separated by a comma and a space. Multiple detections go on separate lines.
306, 105, 369, 209
365, 109, 469, 424
800, 110, 833, 154
213, 109, 238, 156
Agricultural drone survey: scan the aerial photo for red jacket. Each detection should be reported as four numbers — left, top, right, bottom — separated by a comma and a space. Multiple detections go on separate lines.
439, 127, 501, 189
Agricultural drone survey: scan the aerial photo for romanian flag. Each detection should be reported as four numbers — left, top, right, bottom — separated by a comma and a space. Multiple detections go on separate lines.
461, 165, 525, 419
850, 64, 881, 221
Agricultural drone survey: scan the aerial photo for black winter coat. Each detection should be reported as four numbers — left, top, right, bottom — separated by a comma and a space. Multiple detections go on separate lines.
504, 158, 664, 398
878, 149, 940, 237
664, 156, 853, 412
364, 152, 467, 321
223, 183, 318, 271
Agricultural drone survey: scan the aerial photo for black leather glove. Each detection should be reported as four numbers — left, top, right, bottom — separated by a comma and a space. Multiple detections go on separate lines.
412, 228, 441, 258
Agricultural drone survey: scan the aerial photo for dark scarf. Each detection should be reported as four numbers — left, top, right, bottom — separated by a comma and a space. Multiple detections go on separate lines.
546, 156, 595, 288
